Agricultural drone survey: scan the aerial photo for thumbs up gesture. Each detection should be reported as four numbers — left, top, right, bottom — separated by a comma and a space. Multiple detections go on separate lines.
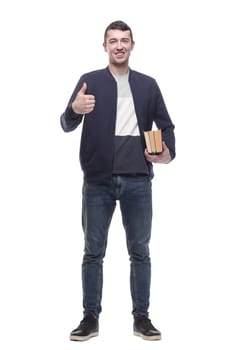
72, 82, 96, 114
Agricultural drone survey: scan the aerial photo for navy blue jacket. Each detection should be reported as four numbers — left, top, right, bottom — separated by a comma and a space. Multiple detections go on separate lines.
60, 67, 175, 184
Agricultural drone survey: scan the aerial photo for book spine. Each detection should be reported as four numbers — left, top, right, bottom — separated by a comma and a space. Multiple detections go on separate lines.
144, 131, 152, 154
154, 130, 163, 153
148, 131, 156, 154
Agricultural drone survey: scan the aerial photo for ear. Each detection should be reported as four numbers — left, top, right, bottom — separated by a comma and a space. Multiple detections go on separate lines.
103, 42, 107, 52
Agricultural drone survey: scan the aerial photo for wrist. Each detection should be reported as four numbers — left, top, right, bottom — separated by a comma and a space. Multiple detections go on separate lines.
71, 101, 80, 114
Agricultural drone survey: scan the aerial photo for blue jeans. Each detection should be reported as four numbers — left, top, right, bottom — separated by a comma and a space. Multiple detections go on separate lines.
82, 175, 152, 318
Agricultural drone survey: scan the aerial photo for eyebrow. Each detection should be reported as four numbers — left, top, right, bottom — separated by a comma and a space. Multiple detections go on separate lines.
108, 37, 130, 41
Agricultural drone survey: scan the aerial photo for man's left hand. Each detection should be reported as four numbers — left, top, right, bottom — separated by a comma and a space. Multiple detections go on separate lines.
144, 142, 172, 164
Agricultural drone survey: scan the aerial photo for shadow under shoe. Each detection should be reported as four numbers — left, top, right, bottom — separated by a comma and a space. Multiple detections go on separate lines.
134, 315, 161, 341
70, 314, 99, 341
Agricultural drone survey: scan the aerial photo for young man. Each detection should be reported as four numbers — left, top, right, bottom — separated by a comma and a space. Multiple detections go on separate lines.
60, 20, 175, 341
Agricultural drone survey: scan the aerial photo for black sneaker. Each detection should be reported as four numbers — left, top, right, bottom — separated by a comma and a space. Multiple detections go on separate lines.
70, 314, 99, 341
134, 315, 161, 341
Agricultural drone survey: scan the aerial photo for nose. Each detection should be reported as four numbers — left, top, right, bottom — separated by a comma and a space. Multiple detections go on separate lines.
116, 40, 123, 50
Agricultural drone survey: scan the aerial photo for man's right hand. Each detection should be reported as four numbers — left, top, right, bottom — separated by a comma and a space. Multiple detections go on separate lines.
72, 82, 96, 114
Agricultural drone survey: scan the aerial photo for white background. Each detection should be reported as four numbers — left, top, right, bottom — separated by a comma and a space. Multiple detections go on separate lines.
1, 0, 233, 349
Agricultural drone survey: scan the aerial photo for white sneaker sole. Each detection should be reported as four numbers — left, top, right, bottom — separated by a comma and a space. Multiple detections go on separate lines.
70, 332, 99, 341
134, 331, 161, 341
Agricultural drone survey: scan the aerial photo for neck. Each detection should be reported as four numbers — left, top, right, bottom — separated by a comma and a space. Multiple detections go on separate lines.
108, 63, 129, 76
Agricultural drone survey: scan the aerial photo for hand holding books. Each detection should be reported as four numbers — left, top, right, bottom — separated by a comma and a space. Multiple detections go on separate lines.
144, 129, 172, 164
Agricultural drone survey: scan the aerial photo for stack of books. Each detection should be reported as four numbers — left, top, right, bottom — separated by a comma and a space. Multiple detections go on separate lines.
144, 129, 163, 155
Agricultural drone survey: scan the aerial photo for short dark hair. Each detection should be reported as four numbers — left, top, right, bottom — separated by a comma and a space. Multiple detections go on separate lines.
104, 20, 133, 43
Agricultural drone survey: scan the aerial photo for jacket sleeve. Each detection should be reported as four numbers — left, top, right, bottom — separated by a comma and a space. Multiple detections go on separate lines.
60, 79, 84, 132
153, 82, 176, 160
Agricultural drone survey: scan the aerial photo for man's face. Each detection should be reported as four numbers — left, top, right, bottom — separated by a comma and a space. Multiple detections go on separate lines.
103, 29, 134, 66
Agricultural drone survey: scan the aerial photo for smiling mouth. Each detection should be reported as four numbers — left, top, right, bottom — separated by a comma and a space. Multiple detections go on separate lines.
115, 52, 125, 57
